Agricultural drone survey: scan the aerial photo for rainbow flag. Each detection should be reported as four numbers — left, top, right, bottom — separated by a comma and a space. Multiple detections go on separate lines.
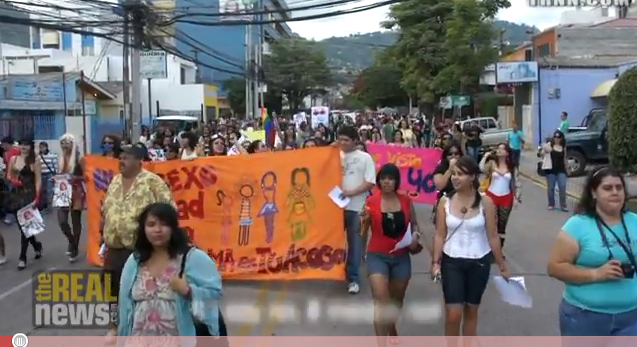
262, 108, 275, 148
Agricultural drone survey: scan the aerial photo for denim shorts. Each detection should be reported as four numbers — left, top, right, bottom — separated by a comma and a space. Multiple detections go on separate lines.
441, 252, 492, 305
559, 299, 637, 336
366, 252, 412, 281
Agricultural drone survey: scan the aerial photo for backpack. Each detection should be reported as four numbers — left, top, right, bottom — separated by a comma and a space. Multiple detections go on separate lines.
180, 247, 229, 340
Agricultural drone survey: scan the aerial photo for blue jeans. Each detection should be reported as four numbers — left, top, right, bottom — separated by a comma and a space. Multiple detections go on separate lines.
511, 149, 521, 168
546, 172, 567, 208
344, 210, 362, 284
366, 252, 412, 281
559, 299, 637, 336
466, 146, 479, 163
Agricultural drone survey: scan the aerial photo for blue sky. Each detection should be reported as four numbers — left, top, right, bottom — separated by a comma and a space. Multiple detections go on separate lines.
288, 0, 567, 40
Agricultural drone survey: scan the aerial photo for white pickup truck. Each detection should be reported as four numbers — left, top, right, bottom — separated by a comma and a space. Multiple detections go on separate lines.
456, 117, 511, 149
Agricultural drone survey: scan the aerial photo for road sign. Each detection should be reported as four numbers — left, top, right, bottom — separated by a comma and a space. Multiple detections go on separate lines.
140, 50, 167, 79
452, 95, 470, 108
439, 96, 452, 109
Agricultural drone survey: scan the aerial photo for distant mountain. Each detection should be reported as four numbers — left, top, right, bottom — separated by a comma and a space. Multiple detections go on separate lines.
317, 20, 539, 73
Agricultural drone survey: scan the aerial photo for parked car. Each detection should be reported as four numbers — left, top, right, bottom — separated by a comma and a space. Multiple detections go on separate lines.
564, 108, 608, 176
457, 116, 511, 150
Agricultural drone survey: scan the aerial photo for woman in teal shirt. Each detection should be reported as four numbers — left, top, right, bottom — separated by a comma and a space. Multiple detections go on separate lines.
117, 203, 223, 344
548, 166, 637, 336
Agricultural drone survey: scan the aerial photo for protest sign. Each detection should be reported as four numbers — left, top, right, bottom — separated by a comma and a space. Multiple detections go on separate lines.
148, 148, 166, 161
84, 147, 346, 280
52, 174, 72, 207
17, 203, 45, 238
367, 143, 442, 205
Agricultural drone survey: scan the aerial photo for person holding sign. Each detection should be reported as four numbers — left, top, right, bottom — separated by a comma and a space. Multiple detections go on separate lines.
55, 134, 85, 262
6, 138, 43, 270
360, 163, 422, 339
338, 125, 376, 294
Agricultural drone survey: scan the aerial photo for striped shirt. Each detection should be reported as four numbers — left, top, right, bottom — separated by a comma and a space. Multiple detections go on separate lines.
40, 152, 59, 175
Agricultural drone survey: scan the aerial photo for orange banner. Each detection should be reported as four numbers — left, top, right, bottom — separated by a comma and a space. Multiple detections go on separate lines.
84, 147, 346, 280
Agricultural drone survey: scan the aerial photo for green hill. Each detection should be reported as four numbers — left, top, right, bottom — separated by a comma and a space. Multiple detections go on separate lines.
317, 20, 539, 73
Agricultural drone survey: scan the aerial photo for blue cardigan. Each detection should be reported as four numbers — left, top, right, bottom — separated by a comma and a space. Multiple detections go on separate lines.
117, 248, 223, 344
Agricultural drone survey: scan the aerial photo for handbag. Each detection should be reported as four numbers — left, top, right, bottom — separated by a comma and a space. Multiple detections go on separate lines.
179, 247, 229, 340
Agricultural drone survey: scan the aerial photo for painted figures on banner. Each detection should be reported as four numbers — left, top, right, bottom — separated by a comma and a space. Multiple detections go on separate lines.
83, 147, 346, 280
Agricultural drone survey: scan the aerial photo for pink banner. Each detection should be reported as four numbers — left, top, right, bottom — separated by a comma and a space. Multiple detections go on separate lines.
367, 143, 442, 205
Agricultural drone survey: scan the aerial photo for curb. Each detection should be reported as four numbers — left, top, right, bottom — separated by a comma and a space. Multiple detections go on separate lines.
518, 171, 582, 200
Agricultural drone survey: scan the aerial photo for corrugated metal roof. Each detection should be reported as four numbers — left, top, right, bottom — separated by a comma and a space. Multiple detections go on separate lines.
591, 18, 637, 28
97, 81, 124, 95
539, 55, 637, 68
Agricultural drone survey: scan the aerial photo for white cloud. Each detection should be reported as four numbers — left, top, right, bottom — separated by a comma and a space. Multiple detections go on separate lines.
288, 0, 567, 40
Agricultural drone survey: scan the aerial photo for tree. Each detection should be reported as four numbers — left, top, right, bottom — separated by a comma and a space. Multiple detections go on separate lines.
352, 65, 408, 109
433, 0, 500, 95
384, 0, 509, 106
222, 77, 246, 115
264, 38, 331, 112
608, 67, 637, 172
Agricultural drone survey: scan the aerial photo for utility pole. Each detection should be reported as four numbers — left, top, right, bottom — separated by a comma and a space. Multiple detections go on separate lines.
498, 29, 505, 56
130, 2, 144, 142
256, 0, 264, 115
192, 49, 201, 83
123, 8, 131, 140
245, 23, 252, 119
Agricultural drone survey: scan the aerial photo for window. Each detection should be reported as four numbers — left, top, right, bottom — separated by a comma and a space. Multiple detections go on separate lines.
31, 27, 41, 49
180, 67, 186, 85
39, 66, 63, 73
41, 29, 60, 49
486, 118, 497, 129
537, 43, 550, 58
61, 32, 72, 51
82, 27, 95, 56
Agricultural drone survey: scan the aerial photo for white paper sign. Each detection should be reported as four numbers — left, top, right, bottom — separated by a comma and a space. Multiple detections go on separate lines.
52, 174, 72, 207
148, 148, 166, 161
310, 106, 329, 129
391, 225, 413, 253
17, 203, 45, 238
328, 186, 350, 208
493, 276, 533, 308
227, 145, 241, 156
293, 112, 307, 129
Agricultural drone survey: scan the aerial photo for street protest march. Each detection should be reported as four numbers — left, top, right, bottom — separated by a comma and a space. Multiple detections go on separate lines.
84, 147, 346, 280
367, 143, 442, 205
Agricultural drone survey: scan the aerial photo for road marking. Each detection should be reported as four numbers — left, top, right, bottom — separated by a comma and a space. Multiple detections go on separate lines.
235, 283, 269, 336
0, 267, 56, 303
261, 282, 288, 336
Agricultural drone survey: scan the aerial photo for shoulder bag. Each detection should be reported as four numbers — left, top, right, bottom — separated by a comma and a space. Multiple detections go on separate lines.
179, 247, 229, 340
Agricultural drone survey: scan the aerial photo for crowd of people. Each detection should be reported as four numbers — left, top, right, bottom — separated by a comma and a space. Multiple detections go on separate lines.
0, 110, 634, 338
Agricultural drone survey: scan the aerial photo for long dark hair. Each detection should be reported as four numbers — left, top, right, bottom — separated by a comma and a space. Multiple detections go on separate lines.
102, 134, 122, 158
448, 156, 482, 209
574, 166, 627, 216
550, 130, 566, 147
18, 138, 36, 165
493, 142, 515, 175
247, 140, 263, 154
134, 203, 190, 263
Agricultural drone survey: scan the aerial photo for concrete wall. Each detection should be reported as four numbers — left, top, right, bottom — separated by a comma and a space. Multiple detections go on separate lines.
532, 68, 613, 144
556, 27, 637, 57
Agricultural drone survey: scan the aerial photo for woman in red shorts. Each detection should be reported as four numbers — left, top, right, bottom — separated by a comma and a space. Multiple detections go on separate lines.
360, 163, 423, 338
479, 143, 521, 252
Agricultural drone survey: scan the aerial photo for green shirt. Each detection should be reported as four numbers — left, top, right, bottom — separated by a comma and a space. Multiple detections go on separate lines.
558, 120, 569, 134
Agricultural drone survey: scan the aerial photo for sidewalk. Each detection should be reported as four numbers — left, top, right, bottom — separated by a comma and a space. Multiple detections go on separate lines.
518, 150, 637, 200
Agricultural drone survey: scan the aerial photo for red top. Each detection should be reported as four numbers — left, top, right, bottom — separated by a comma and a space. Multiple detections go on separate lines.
3, 146, 19, 178
365, 193, 412, 255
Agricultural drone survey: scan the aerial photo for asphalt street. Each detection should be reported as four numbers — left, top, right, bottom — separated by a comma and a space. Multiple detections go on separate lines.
0, 179, 572, 336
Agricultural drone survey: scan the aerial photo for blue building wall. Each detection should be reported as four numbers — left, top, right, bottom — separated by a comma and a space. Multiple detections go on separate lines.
532, 68, 614, 144
174, 0, 287, 97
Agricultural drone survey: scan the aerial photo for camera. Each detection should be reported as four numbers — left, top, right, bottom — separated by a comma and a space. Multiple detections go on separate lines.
620, 263, 635, 278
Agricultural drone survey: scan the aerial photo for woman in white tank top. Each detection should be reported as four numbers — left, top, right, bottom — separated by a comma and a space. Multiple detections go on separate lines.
479, 143, 521, 253
431, 156, 509, 336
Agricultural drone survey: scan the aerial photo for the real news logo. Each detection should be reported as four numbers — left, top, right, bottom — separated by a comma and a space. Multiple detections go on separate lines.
32, 270, 117, 328
529, 0, 633, 6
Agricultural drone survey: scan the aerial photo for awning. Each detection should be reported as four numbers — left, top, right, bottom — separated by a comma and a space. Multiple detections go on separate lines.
590, 79, 617, 98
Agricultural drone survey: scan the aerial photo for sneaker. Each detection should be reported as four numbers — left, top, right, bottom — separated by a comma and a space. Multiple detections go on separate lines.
347, 282, 360, 294
69, 249, 78, 263
0, 256, 6, 266
17, 260, 26, 270
35, 243, 43, 260
66, 244, 73, 256
3, 215, 13, 225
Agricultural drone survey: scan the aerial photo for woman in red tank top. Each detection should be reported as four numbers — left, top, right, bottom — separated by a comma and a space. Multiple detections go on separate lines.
361, 163, 423, 338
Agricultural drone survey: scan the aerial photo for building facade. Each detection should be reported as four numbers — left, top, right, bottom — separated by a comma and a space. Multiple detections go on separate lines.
0, 2, 30, 48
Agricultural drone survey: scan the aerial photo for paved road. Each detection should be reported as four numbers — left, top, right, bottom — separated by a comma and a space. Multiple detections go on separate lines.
0, 179, 569, 336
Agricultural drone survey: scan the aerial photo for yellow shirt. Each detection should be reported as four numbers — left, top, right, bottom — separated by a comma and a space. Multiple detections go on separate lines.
102, 169, 172, 249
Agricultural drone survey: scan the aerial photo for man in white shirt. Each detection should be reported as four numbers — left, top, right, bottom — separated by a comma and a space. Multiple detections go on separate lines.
338, 125, 376, 294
